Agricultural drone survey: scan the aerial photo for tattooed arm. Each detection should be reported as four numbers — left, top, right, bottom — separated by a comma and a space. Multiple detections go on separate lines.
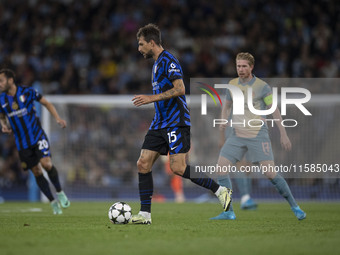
132, 79, 185, 107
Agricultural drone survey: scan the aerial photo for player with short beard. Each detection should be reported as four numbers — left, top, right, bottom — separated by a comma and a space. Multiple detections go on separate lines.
0, 69, 70, 214
131, 24, 232, 224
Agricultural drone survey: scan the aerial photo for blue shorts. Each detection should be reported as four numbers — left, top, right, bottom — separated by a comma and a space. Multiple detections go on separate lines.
220, 129, 274, 164
224, 127, 251, 162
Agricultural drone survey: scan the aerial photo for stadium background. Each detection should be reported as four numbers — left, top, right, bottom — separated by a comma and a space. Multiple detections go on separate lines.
0, 0, 339, 202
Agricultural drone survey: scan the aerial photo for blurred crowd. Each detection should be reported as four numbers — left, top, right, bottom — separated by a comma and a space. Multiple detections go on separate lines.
0, 0, 339, 96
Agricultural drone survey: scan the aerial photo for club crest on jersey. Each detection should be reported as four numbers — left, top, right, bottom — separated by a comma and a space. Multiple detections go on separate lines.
19, 95, 25, 102
12, 102, 18, 110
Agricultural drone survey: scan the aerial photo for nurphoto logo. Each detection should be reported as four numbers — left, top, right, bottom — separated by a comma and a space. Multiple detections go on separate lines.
199, 83, 312, 128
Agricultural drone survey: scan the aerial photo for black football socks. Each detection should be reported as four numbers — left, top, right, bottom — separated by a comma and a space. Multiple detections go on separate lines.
47, 165, 62, 192
182, 165, 219, 193
139, 172, 153, 213
35, 174, 54, 201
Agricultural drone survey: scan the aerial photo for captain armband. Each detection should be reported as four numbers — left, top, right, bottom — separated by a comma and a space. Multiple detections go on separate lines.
263, 94, 273, 106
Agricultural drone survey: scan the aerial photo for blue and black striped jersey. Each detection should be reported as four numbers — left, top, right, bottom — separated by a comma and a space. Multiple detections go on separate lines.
150, 50, 190, 130
0, 86, 44, 151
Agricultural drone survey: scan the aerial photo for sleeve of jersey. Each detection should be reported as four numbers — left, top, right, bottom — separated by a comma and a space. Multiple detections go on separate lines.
31, 88, 43, 101
166, 61, 183, 81
262, 84, 273, 106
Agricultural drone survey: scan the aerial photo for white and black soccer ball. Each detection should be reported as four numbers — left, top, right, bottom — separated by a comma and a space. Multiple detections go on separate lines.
108, 202, 132, 224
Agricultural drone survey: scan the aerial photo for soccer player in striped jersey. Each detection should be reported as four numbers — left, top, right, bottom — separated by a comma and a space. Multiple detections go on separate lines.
131, 24, 232, 224
0, 69, 70, 214
211, 52, 306, 220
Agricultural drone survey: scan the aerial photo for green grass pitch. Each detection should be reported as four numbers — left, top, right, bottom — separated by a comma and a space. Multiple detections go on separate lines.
1, 201, 339, 255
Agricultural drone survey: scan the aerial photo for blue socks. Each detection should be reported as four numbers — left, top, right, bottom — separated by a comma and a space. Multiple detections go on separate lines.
216, 173, 298, 210
234, 172, 251, 197
270, 174, 298, 208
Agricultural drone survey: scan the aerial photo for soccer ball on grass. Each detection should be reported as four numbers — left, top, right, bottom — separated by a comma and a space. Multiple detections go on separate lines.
108, 202, 132, 224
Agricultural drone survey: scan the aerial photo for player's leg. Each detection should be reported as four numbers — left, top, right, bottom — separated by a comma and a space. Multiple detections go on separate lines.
235, 160, 257, 210
167, 126, 232, 212
169, 153, 232, 212
19, 147, 62, 214
250, 136, 306, 220
261, 160, 306, 220
131, 149, 160, 224
164, 154, 185, 203
30, 164, 54, 201
210, 136, 248, 219
40, 156, 70, 208
30, 164, 62, 215
37, 134, 70, 208
137, 149, 159, 211
210, 155, 236, 220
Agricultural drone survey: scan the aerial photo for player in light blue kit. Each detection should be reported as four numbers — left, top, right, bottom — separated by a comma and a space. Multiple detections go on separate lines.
211, 52, 306, 220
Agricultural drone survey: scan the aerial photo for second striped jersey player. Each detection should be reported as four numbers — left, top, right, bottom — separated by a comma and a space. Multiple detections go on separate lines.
0, 68, 70, 215
0, 84, 47, 152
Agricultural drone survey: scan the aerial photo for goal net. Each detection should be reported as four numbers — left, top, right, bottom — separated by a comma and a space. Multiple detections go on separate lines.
41, 93, 340, 201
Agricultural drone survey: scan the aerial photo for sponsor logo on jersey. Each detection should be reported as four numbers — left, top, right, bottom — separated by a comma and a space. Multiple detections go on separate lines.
168, 62, 180, 73
8, 108, 28, 117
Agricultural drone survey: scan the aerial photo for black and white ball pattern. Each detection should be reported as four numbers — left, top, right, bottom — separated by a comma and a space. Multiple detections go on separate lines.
108, 202, 132, 224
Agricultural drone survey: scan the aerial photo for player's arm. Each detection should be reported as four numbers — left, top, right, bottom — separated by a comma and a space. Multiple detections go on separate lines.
0, 113, 12, 133
264, 93, 291, 151
39, 97, 67, 128
132, 79, 185, 107
220, 100, 232, 130
271, 107, 291, 151
219, 99, 232, 147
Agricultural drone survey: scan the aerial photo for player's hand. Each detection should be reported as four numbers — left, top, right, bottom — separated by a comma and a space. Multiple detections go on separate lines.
56, 118, 67, 128
219, 123, 229, 131
280, 134, 292, 151
1, 125, 12, 134
132, 95, 153, 106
